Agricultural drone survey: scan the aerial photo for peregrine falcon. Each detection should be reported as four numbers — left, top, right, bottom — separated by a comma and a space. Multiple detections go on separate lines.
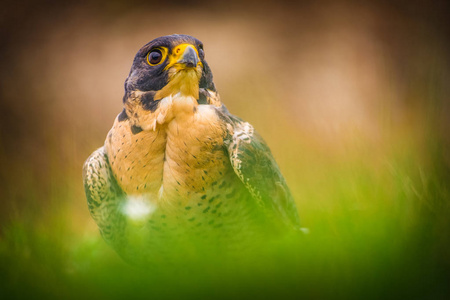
83, 34, 300, 262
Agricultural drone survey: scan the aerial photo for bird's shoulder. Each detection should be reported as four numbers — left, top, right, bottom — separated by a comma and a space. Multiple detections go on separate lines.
214, 105, 301, 230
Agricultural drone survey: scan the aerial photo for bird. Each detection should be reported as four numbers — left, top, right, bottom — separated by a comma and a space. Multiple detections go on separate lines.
83, 34, 300, 264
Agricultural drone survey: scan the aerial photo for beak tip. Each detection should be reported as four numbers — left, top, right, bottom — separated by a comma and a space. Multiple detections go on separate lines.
178, 46, 199, 68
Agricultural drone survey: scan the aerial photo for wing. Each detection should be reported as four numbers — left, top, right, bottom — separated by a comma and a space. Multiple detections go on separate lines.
82, 147, 126, 247
220, 109, 301, 230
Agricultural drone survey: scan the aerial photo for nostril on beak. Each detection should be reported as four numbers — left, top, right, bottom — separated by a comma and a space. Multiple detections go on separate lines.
178, 46, 199, 68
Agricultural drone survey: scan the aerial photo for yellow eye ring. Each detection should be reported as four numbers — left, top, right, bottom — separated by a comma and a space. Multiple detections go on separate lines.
147, 47, 168, 66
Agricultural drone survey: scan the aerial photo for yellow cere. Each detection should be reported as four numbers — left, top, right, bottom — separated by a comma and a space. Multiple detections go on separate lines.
164, 43, 203, 71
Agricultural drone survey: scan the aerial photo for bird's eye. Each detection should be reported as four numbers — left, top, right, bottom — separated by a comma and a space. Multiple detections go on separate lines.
147, 49, 163, 65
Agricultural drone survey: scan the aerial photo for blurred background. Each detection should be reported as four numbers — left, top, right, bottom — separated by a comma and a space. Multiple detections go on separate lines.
1, 0, 449, 298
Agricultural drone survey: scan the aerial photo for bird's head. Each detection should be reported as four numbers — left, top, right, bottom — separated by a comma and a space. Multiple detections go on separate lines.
123, 34, 217, 104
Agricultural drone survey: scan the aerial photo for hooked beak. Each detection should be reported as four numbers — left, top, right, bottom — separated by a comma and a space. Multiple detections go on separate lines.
165, 44, 202, 71
177, 45, 199, 68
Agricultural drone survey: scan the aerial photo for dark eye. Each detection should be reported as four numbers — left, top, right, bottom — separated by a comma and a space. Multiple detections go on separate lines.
148, 49, 162, 65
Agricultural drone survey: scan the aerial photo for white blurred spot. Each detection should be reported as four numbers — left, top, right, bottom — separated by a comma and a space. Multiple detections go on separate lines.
121, 196, 156, 221
300, 227, 310, 235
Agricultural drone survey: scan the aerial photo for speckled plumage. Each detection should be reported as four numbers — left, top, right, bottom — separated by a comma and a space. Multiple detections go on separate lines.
83, 35, 300, 263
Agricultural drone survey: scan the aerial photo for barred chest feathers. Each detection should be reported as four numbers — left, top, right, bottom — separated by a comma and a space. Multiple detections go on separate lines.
104, 94, 239, 207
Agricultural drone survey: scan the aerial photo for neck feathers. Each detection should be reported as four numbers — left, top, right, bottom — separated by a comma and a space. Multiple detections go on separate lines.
155, 67, 202, 100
